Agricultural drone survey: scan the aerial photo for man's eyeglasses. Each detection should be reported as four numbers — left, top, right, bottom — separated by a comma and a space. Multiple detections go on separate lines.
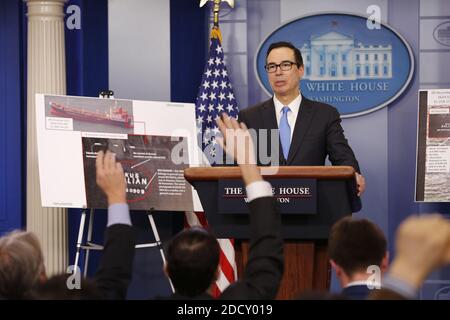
265, 61, 299, 73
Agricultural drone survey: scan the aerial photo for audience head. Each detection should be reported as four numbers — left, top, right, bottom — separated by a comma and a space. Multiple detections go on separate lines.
165, 227, 220, 297
0, 230, 46, 299
328, 217, 388, 284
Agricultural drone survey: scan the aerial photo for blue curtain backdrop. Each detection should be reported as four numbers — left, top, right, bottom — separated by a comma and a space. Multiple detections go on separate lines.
170, 0, 209, 103
0, 0, 24, 235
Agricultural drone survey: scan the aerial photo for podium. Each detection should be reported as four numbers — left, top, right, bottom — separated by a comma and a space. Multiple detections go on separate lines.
184, 166, 361, 299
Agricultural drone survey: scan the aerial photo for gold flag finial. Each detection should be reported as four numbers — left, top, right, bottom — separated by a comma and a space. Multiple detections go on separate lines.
199, 0, 235, 27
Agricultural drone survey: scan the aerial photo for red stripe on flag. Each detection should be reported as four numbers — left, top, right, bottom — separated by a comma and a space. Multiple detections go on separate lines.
194, 211, 209, 227
211, 283, 221, 298
219, 245, 236, 283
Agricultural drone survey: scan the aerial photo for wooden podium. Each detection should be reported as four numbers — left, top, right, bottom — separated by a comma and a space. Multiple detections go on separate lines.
184, 166, 361, 299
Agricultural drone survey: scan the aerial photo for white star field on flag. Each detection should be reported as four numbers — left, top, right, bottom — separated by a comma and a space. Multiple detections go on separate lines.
196, 36, 239, 158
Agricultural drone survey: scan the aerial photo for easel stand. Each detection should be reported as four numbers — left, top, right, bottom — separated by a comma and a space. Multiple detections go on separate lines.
73, 209, 174, 292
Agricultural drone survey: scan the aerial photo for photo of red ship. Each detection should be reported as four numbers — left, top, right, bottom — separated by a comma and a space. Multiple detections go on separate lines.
49, 102, 134, 128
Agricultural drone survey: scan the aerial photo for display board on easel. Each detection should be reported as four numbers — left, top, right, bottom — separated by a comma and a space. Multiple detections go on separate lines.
35, 94, 202, 211
416, 89, 450, 202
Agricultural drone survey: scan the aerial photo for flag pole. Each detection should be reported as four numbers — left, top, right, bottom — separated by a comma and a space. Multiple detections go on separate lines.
199, 0, 235, 30
213, 0, 220, 28
191, 0, 239, 297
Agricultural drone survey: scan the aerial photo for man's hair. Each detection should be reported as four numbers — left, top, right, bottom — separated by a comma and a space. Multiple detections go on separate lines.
166, 227, 220, 297
328, 217, 387, 276
266, 41, 303, 67
0, 230, 45, 299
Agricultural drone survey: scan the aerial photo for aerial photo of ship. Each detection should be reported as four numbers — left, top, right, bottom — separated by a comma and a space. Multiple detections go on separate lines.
49, 102, 134, 128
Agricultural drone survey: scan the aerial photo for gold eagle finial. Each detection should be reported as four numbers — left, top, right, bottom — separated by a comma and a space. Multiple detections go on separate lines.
199, 0, 235, 27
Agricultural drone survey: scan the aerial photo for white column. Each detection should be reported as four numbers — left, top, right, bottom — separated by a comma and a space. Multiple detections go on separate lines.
26, 0, 68, 276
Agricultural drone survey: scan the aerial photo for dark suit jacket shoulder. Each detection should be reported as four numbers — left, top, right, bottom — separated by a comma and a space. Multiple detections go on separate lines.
94, 224, 136, 300
342, 285, 372, 300
368, 288, 408, 300
219, 196, 283, 300
162, 292, 214, 300
239, 97, 338, 128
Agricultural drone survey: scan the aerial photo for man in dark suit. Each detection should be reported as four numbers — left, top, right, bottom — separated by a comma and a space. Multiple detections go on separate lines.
238, 41, 365, 195
328, 217, 388, 299
163, 114, 283, 299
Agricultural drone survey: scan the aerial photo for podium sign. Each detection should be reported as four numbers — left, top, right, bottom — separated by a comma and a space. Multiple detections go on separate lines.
218, 179, 317, 214
185, 166, 360, 239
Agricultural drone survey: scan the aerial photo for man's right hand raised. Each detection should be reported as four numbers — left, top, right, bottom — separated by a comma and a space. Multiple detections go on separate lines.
216, 113, 262, 186
96, 150, 126, 205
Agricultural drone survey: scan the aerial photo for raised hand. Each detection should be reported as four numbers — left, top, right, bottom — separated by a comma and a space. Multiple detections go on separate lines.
96, 150, 126, 205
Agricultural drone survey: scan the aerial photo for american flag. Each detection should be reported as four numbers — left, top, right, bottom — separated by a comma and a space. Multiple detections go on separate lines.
185, 27, 238, 297
196, 28, 239, 160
